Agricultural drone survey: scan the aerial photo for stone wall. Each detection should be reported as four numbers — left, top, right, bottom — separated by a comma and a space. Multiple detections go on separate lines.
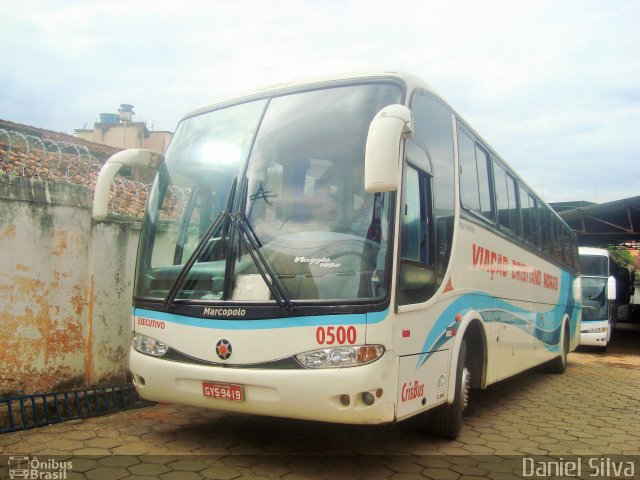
0, 175, 141, 396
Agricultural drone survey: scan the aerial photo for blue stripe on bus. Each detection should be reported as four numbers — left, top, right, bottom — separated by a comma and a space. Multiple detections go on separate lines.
134, 307, 389, 330
416, 270, 579, 368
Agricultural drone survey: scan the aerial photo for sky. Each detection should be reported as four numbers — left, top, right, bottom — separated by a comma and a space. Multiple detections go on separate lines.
2, 0, 639, 204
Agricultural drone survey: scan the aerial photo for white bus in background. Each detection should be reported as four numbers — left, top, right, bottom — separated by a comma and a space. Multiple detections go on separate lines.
93, 71, 581, 438
579, 247, 619, 349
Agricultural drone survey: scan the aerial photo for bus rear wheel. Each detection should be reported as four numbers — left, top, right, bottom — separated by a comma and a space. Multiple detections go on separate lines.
425, 339, 470, 439
546, 324, 569, 373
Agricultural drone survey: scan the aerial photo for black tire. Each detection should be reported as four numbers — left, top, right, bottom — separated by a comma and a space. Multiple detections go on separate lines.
426, 339, 470, 439
546, 324, 569, 373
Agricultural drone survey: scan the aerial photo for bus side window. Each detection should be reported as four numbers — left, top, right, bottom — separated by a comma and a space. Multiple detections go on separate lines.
458, 128, 494, 222
529, 193, 541, 248
475, 145, 494, 221
402, 167, 427, 263
458, 130, 480, 213
562, 226, 573, 265
554, 220, 564, 263
520, 185, 541, 248
571, 235, 580, 271
398, 164, 435, 305
543, 207, 555, 257
493, 159, 519, 235
538, 203, 550, 254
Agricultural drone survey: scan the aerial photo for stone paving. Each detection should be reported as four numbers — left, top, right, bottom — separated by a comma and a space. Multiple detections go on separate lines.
1, 323, 639, 479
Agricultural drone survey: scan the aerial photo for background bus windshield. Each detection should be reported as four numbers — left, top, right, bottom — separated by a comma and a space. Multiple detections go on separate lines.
579, 255, 609, 277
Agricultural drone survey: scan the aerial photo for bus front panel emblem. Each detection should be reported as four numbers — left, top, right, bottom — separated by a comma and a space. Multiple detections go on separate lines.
216, 339, 233, 360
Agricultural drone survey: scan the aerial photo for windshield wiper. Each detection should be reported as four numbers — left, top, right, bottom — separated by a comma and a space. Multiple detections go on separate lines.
163, 209, 229, 308
234, 212, 294, 311
164, 177, 238, 308
232, 176, 293, 311
164, 176, 294, 311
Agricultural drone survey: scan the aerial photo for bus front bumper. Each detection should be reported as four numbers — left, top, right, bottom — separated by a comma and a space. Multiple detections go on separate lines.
579, 321, 610, 347
129, 347, 397, 424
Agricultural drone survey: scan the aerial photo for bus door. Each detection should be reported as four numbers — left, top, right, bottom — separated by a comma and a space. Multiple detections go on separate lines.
394, 144, 448, 418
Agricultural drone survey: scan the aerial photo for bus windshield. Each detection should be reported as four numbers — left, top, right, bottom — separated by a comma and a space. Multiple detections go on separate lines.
134, 82, 402, 305
581, 277, 608, 320
579, 255, 609, 277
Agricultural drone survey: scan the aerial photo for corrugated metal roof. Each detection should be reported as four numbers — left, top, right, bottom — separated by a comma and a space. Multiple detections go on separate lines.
555, 196, 640, 248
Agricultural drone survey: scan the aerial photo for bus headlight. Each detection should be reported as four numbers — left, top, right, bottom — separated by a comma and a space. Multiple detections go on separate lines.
582, 327, 608, 334
133, 333, 169, 357
295, 345, 384, 368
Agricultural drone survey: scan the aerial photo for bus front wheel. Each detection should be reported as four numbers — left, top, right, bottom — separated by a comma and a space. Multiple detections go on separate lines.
425, 339, 470, 439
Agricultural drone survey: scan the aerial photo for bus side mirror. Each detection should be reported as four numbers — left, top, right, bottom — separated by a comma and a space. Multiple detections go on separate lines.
573, 277, 582, 303
607, 275, 617, 301
364, 104, 412, 193
93, 149, 164, 221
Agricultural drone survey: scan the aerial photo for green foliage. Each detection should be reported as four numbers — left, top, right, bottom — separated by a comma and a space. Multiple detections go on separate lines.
608, 248, 635, 267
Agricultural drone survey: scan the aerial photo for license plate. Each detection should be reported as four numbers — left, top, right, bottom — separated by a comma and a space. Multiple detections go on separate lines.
202, 381, 244, 401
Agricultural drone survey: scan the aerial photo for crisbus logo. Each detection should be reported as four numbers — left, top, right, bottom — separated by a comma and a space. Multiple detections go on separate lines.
401, 380, 425, 402
203, 307, 246, 317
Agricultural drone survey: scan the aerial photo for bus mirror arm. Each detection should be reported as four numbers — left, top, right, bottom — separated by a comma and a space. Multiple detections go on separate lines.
92, 149, 164, 221
364, 104, 412, 193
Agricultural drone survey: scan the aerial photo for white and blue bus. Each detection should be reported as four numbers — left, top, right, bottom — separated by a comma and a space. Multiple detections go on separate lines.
93, 71, 581, 438
578, 246, 619, 349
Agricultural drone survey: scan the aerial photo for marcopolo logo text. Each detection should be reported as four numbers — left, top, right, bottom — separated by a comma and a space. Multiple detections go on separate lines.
203, 307, 246, 317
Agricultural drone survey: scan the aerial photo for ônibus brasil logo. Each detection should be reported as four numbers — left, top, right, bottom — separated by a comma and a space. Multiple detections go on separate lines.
8, 456, 73, 479
216, 339, 233, 360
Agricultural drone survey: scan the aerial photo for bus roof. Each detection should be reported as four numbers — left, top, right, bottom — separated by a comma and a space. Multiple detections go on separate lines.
579, 246, 611, 257
178, 70, 571, 231
182, 70, 442, 121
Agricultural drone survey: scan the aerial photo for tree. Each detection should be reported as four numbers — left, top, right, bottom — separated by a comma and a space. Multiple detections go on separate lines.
608, 248, 636, 267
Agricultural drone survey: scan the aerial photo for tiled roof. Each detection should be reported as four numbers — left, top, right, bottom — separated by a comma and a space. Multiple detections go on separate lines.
0, 118, 122, 158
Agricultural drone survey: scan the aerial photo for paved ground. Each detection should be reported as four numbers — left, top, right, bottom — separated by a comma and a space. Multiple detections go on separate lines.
1, 323, 639, 479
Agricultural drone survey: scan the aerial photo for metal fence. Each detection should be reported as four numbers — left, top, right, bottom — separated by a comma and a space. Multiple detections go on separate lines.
0, 385, 151, 433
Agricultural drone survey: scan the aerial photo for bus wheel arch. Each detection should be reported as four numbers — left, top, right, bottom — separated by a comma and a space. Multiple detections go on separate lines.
459, 319, 488, 390
425, 338, 469, 439
546, 315, 570, 374
425, 316, 487, 439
